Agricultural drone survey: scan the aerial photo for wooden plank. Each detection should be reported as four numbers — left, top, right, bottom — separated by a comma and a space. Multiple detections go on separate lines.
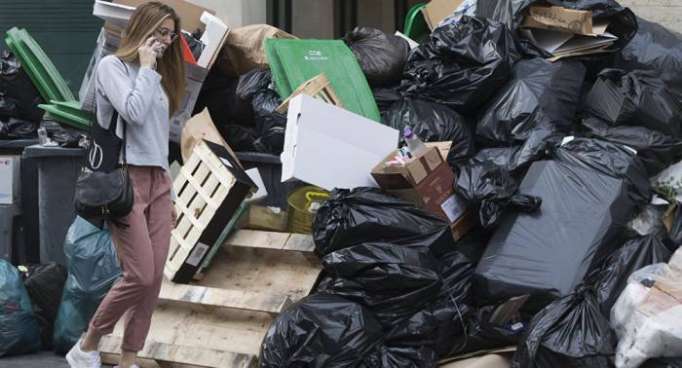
225, 230, 315, 253
99, 336, 257, 368
159, 279, 293, 314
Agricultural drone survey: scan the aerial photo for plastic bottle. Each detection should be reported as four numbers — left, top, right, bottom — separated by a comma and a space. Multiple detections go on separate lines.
403, 126, 427, 157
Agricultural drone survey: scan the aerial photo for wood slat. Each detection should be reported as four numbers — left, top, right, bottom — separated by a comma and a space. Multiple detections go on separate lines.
159, 279, 293, 314
99, 336, 257, 368
225, 230, 315, 253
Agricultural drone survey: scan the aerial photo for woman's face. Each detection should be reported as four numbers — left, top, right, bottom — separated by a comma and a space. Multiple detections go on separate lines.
153, 18, 176, 57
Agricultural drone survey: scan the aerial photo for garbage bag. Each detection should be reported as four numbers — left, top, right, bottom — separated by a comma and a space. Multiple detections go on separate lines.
41, 120, 82, 148
448, 303, 526, 357
614, 17, 682, 100
0, 259, 41, 357
582, 117, 682, 176
669, 206, 682, 246
584, 69, 682, 138
628, 205, 668, 237
553, 137, 651, 204
259, 293, 384, 368
194, 70, 253, 127
455, 161, 541, 229
53, 217, 121, 354
312, 188, 454, 257
381, 344, 438, 368
321, 242, 442, 327
372, 84, 402, 118
589, 233, 675, 316
0, 117, 37, 140
476, 58, 585, 146
513, 287, 615, 368
344, 27, 410, 87
236, 68, 273, 103
612, 263, 682, 368
220, 124, 258, 152
401, 16, 518, 114
474, 139, 648, 310
22, 263, 68, 349
383, 97, 474, 145
642, 359, 682, 368
0, 50, 44, 122
252, 111, 285, 155
483, 0, 637, 59
467, 121, 559, 173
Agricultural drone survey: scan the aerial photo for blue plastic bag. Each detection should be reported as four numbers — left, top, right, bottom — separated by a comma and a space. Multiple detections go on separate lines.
53, 217, 121, 354
0, 259, 41, 356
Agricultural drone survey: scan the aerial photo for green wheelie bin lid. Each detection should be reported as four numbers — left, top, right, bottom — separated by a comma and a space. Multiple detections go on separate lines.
4, 27, 75, 103
38, 100, 92, 130
265, 39, 381, 122
404, 3, 429, 43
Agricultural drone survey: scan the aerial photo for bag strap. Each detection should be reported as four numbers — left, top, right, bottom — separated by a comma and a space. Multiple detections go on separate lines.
106, 109, 127, 166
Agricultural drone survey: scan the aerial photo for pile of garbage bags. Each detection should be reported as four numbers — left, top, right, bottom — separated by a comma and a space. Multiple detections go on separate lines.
258, 0, 682, 367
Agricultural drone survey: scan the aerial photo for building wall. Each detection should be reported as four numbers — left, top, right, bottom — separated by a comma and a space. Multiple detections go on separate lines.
616, 0, 682, 33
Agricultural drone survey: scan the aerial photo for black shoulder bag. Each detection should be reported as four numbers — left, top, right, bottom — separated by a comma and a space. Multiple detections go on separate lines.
74, 109, 134, 221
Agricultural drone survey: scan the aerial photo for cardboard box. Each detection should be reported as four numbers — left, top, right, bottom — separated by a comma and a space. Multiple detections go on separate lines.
281, 94, 399, 191
113, 0, 215, 33
523, 5, 593, 35
422, 0, 465, 30
0, 156, 20, 205
372, 147, 473, 240
169, 61, 209, 143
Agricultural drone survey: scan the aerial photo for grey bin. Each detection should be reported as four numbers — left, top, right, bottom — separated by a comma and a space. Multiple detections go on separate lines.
236, 152, 304, 209
0, 205, 19, 262
23, 145, 84, 267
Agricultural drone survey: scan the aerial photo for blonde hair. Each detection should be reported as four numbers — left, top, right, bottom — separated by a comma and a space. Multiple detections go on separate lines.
116, 2, 186, 116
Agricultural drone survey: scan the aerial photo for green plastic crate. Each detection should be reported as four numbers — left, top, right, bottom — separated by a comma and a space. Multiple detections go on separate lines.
38, 100, 92, 130
265, 39, 381, 122
4, 27, 75, 103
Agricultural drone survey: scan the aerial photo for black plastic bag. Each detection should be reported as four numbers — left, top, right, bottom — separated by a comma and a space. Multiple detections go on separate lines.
512, 287, 615, 368
253, 112, 286, 155
0, 50, 44, 123
642, 359, 682, 368
194, 70, 252, 127
484, 0, 637, 60
582, 117, 682, 176
476, 58, 585, 146
41, 120, 82, 148
455, 162, 541, 228
615, 17, 682, 100
312, 188, 454, 257
22, 263, 68, 349
467, 121, 559, 173
344, 27, 410, 87
0, 117, 37, 140
372, 84, 403, 117
0, 259, 41, 357
554, 138, 651, 204
584, 69, 682, 138
589, 233, 675, 316
474, 139, 649, 310
380, 344, 438, 368
384, 98, 473, 145
236, 69, 273, 102
401, 16, 518, 114
321, 242, 442, 327
669, 205, 682, 247
259, 293, 385, 368
219, 124, 258, 152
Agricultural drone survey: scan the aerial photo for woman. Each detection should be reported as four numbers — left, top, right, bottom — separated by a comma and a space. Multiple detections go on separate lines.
66, 3, 184, 368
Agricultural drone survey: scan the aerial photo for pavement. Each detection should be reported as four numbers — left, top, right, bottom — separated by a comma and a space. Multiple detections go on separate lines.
0, 351, 114, 368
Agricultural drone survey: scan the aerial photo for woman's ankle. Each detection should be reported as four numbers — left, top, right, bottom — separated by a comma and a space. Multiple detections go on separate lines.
80, 330, 101, 352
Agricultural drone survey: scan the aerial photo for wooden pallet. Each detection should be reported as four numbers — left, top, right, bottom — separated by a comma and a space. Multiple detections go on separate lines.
100, 229, 321, 368
275, 73, 343, 114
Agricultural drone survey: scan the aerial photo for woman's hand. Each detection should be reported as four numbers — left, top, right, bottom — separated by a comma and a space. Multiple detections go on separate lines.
139, 37, 158, 69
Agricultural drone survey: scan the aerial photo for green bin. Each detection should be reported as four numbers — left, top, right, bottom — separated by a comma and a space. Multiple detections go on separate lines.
265, 39, 381, 122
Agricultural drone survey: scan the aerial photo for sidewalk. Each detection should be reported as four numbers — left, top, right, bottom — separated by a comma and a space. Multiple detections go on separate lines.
0, 351, 114, 368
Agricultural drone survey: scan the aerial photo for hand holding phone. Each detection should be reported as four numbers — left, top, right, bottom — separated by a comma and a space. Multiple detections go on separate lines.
138, 37, 158, 68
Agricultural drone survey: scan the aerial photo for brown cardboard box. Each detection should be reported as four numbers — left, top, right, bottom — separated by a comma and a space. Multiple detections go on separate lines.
422, 0, 465, 30
114, 0, 214, 33
523, 5, 593, 35
372, 146, 473, 240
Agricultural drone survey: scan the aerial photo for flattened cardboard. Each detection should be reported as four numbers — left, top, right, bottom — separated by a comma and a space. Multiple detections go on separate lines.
180, 108, 242, 168
281, 95, 399, 191
523, 5, 593, 35
113, 0, 214, 33
423, 0, 465, 30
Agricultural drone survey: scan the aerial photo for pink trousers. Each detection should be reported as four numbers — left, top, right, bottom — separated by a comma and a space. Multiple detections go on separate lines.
88, 165, 173, 352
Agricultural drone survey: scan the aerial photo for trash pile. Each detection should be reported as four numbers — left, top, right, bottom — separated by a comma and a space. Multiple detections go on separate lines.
1, 0, 682, 367
255, 0, 682, 367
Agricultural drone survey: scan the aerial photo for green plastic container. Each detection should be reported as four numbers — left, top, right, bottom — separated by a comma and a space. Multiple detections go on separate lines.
265, 39, 381, 122
38, 100, 92, 130
403, 3, 429, 43
4, 27, 75, 103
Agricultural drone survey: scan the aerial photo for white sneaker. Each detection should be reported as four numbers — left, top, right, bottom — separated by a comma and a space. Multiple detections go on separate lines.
65, 338, 102, 368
